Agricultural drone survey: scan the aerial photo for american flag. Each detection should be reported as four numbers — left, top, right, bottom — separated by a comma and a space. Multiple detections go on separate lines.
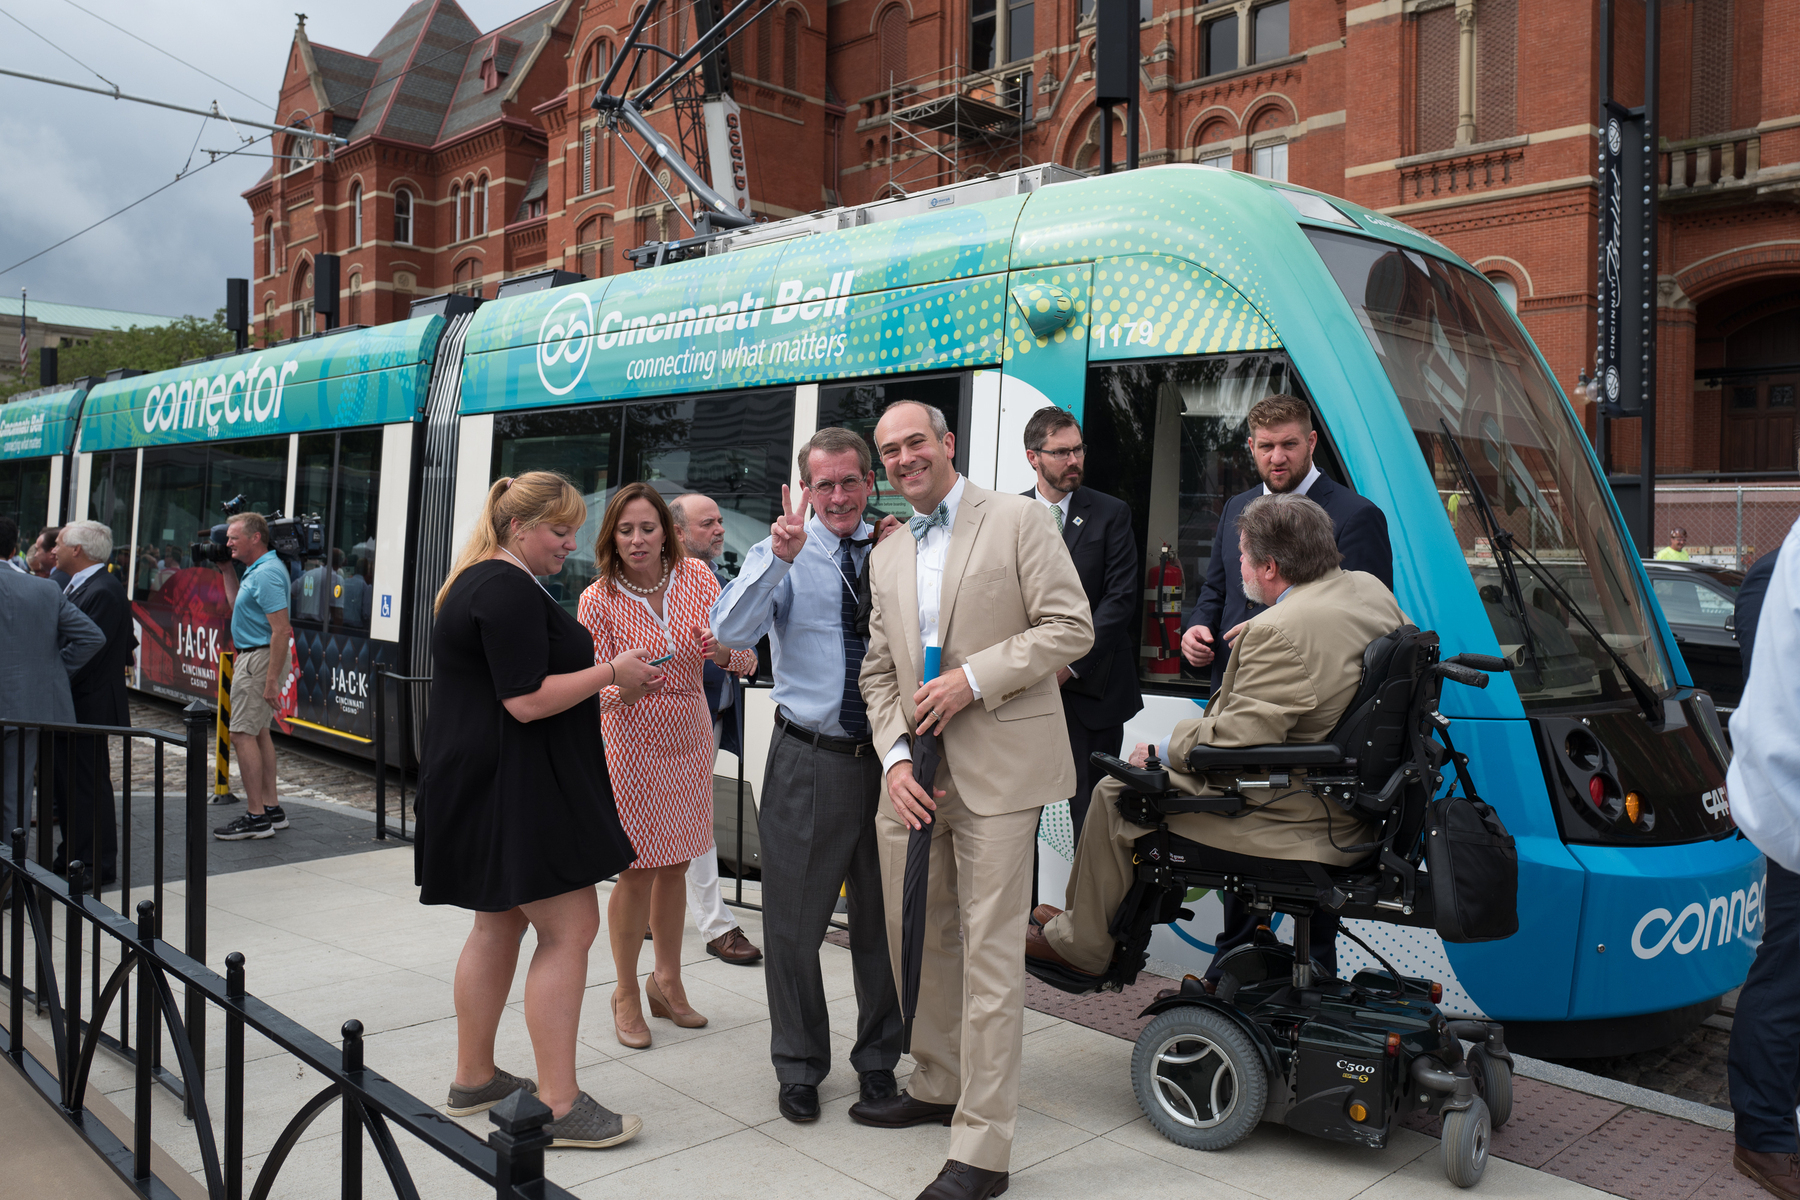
17, 290, 25, 377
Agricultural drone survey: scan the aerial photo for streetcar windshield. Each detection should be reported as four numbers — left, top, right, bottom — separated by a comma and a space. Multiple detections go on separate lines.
1307, 228, 1674, 709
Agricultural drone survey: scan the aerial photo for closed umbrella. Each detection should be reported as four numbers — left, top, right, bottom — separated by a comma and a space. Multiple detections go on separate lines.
898, 646, 944, 1054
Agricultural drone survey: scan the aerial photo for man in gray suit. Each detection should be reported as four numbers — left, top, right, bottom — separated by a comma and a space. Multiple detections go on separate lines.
0, 518, 105, 848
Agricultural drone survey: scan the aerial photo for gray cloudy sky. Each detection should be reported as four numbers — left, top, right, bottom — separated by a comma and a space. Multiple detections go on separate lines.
0, 0, 526, 320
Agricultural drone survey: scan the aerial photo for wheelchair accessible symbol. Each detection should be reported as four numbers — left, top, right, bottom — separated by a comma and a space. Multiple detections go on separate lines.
537, 292, 594, 397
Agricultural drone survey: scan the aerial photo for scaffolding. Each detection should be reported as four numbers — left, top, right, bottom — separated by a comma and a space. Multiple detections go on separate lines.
878, 57, 1034, 197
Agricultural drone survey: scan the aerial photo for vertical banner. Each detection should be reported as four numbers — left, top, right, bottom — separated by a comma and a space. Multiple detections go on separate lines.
1596, 101, 1650, 415
702, 94, 752, 217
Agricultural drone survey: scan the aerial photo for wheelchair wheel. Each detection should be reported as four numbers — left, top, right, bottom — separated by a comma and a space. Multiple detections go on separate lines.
1440, 1097, 1491, 1188
1468, 1045, 1513, 1129
1131, 1006, 1267, 1151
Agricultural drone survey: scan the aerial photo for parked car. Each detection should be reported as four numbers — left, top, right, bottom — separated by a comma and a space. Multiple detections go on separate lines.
1643, 560, 1746, 710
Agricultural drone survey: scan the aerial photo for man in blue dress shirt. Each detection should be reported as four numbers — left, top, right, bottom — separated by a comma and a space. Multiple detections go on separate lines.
714, 427, 904, 1125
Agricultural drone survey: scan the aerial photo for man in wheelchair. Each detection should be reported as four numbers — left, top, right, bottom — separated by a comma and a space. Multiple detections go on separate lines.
1027, 492, 1404, 980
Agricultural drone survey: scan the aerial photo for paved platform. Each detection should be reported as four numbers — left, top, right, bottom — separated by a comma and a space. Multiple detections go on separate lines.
4, 832, 1767, 1200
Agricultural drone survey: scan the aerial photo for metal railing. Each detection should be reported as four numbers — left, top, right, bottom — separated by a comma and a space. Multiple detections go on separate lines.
1, 704, 212, 1110
1, 841, 581, 1199
371, 667, 428, 843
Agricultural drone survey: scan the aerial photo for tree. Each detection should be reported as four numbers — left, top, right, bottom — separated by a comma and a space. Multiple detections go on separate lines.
0, 311, 236, 402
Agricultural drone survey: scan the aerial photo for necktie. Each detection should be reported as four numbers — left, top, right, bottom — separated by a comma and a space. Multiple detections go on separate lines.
1052, 503, 1064, 532
838, 539, 871, 739
909, 502, 950, 541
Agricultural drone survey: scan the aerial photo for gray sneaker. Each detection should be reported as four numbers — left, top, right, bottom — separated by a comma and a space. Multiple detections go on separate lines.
445, 1068, 537, 1117
546, 1091, 642, 1149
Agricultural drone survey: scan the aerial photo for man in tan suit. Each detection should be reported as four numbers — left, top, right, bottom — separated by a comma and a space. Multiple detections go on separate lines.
854, 400, 1092, 1200
1030, 493, 1406, 978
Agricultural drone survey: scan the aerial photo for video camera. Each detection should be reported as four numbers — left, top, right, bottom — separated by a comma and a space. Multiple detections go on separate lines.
190, 494, 325, 567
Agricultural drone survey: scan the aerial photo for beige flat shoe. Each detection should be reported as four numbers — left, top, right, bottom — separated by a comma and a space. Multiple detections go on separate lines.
611, 989, 651, 1049
645, 974, 707, 1028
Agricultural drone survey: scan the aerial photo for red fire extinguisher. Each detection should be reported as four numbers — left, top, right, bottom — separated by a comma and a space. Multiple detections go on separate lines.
1143, 543, 1184, 676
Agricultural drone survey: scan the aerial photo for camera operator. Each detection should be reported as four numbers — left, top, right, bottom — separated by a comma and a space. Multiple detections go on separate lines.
212, 512, 292, 841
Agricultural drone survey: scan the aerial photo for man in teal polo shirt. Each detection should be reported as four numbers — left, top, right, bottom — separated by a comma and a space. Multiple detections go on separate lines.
213, 512, 293, 840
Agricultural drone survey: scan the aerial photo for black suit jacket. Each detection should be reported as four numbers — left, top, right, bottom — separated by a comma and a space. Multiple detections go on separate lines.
1182, 474, 1394, 687
67, 568, 135, 727
1736, 550, 1779, 688
1022, 485, 1144, 731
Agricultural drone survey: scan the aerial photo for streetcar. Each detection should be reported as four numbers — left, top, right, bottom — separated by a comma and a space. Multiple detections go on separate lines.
2, 382, 88, 546
68, 163, 1757, 1053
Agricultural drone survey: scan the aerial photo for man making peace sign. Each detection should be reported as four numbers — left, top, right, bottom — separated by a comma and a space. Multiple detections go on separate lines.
712, 427, 904, 1124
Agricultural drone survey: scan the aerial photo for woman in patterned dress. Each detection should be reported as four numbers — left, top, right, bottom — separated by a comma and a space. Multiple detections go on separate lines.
579, 483, 757, 1047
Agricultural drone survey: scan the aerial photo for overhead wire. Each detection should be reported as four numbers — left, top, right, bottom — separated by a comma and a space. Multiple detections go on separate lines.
58, 0, 271, 112
0, 2, 117, 91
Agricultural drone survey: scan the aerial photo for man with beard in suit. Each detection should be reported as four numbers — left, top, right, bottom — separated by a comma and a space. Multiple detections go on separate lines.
1179, 394, 1393, 985
1019, 406, 1141, 841
52, 520, 137, 885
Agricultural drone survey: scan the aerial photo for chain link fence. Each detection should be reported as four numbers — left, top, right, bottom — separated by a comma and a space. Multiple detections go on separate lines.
1653, 486, 1800, 569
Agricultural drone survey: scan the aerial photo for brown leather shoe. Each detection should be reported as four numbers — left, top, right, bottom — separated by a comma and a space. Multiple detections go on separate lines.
1025, 924, 1097, 978
706, 927, 762, 965
847, 1090, 957, 1128
915, 1159, 1009, 1199
1030, 903, 1062, 927
1736, 1148, 1800, 1200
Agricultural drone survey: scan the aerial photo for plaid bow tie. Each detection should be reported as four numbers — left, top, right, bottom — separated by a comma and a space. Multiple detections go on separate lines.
908, 502, 950, 541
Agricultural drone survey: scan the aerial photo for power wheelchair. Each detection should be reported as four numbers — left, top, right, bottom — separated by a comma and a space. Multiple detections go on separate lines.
1027, 627, 1519, 1188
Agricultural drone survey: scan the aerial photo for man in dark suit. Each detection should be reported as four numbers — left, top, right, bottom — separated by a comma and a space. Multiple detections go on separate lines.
1736, 549, 1779, 688
53, 520, 136, 885
1020, 406, 1143, 840
1179, 394, 1394, 981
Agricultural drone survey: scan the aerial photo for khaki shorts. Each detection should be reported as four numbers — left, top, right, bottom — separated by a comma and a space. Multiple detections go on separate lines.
229, 646, 276, 734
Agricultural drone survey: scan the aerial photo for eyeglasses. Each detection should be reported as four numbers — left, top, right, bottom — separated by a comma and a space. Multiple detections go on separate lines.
1033, 443, 1087, 461
808, 476, 869, 496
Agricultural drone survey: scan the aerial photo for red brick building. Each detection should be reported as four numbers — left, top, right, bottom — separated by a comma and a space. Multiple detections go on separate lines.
251, 0, 1799, 477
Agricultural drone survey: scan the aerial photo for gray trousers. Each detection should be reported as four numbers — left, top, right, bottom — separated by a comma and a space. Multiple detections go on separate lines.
2, 728, 38, 852
760, 726, 902, 1086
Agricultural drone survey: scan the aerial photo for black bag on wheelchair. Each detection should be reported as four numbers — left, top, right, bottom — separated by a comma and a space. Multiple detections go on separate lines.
1424, 790, 1518, 942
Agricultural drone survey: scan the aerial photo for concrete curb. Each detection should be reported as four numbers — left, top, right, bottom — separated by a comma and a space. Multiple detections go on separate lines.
1510, 1054, 1735, 1132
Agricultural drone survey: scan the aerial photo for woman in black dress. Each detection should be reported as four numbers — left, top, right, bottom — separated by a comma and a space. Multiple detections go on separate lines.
417, 471, 663, 1149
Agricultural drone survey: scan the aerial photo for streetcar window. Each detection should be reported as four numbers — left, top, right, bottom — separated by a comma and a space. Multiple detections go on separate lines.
0, 458, 52, 536
87, 451, 137, 578
491, 388, 794, 612
1306, 227, 1675, 709
134, 437, 288, 598
291, 429, 383, 634
1081, 354, 1349, 695
817, 372, 969, 523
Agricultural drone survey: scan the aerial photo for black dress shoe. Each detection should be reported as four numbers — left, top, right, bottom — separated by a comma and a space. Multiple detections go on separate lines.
848, 1090, 956, 1128
916, 1159, 1009, 1199
778, 1083, 820, 1123
858, 1068, 898, 1104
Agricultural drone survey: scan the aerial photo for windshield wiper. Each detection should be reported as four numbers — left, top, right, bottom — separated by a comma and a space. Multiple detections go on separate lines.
1437, 419, 1666, 725
1436, 419, 1544, 677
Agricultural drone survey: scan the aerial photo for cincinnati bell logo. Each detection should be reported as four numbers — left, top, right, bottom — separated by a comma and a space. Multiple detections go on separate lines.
537, 292, 594, 397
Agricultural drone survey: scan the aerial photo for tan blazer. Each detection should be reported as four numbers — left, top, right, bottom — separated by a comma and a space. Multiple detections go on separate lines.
861, 480, 1095, 816
1161, 568, 1407, 862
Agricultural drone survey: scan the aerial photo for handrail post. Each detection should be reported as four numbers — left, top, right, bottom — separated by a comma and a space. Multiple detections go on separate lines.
342, 1019, 365, 1200
64, 861, 86, 1113
487, 1089, 554, 1200
225, 953, 246, 1200
8, 827, 25, 1061
374, 666, 388, 841
182, 700, 212, 1119
134, 901, 156, 1184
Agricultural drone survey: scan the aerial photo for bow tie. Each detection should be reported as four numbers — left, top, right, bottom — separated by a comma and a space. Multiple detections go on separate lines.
908, 503, 950, 541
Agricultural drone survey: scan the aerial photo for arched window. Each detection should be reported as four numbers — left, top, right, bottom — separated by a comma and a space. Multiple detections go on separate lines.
394, 188, 413, 245
1071, 109, 1124, 172
581, 38, 609, 83
286, 133, 313, 174
1486, 273, 1519, 311
1248, 107, 1289, 181
452, 183, 464, 242
757, 12, 772, 80
293, 260, 314, 337
348, 273, 363, 325
476, 175, 489, 234
1194, 118, 1233, 170
577, 215, 610, 278
783, 9, 801, 89
263, 297, 275, 344
350, 184, 364, 246
879, 6, 908, 88
453, 258, 482, 299
263, 216, 275, 277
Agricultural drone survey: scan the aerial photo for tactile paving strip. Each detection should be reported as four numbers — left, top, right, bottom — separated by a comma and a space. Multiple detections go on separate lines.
1401, 1077, 1627, 1168
1538, 1111, 1742, 1200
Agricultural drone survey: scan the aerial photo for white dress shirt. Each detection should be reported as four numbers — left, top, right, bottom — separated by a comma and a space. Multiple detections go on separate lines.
1034, 485, 1072, 529
64, 562, 106, 596
883, 475, 982, 774
1728, 516, 1800, 873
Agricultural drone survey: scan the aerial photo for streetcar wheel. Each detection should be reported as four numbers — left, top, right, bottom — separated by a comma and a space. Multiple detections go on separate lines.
1131, 1007, 1268, 1151
1468, 1045, 1513, 1129
1441, 1097, 1492, 1188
